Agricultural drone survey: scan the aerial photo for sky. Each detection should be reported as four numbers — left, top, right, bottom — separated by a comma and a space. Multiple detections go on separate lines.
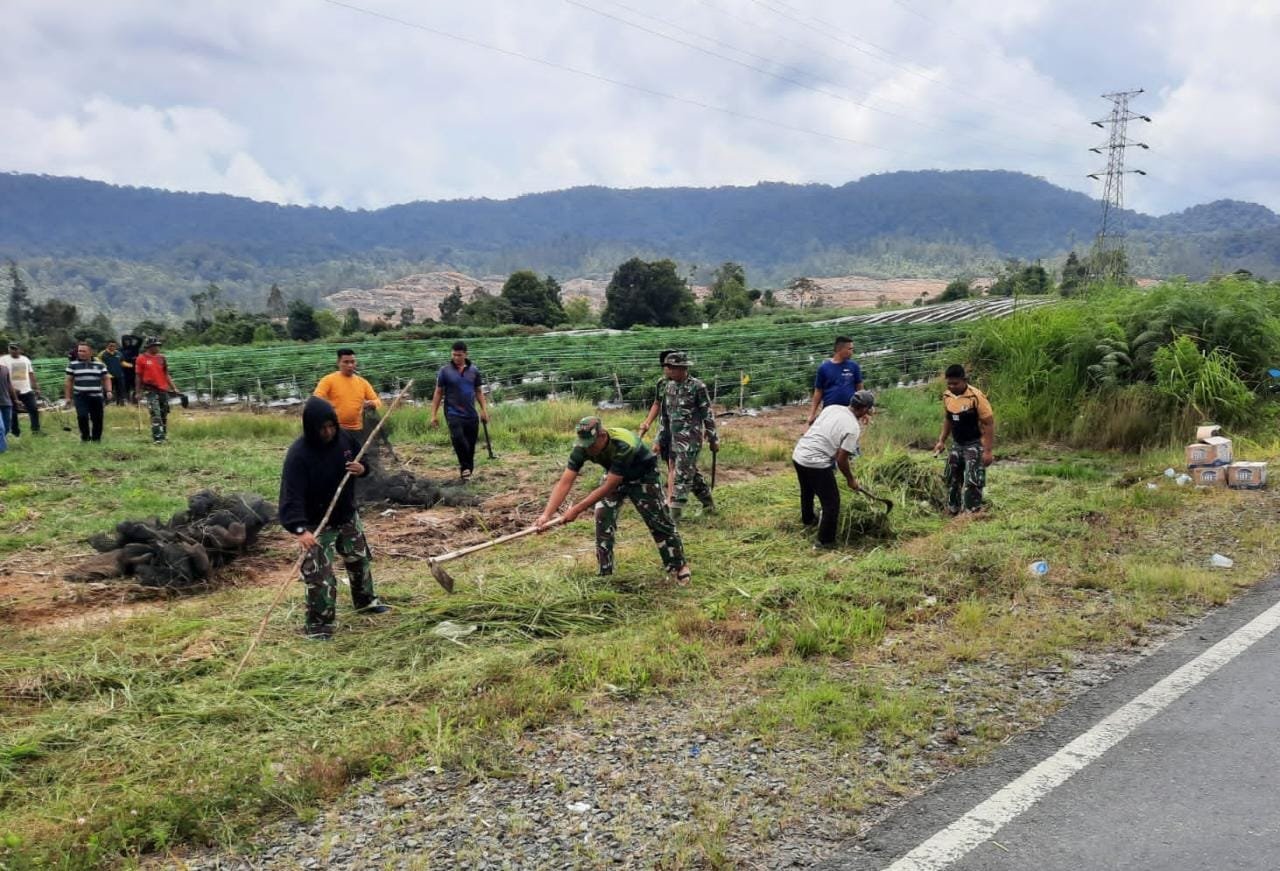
1, 0, 1276, 215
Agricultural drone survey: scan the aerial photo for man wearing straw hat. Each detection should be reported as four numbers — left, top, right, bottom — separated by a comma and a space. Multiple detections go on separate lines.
535, 416, 691, 584
279, 397, 390, 640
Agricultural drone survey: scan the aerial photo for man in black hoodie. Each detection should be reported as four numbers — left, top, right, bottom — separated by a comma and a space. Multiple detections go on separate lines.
280, 397, 389, 640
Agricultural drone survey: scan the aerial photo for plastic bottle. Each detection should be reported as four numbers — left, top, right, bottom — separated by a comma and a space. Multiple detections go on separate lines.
1028, 560, 1049, 576
1208, 554, 1234, 569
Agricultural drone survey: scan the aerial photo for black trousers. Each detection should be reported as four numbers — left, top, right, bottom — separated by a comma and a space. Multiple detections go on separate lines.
9, 391, 39, 435
74, 393, 105, 441
121, 368, 136, 401
447, 417, 479, 474
794, 461, 841, 546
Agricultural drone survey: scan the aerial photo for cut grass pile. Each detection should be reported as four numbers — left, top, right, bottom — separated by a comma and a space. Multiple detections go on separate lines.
2, 392, 1279, 868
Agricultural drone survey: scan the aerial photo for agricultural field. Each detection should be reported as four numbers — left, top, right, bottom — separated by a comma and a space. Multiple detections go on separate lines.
30, 318, 965, 412
3, 377, 1278, 869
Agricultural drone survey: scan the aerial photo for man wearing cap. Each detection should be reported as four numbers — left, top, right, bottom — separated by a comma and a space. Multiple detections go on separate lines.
535, 417, 690, 584
792, 390, 876, 549
652, 351, 718, 519
1, 342, 42, 436
933, 364, 995, 514
135, 337, 179, 443
806, 336, 864, 425
637, 348, 677, 462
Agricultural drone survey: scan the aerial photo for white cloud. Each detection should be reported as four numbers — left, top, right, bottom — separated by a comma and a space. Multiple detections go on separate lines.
0, 96, 305, 202
0, 0, 1276, 214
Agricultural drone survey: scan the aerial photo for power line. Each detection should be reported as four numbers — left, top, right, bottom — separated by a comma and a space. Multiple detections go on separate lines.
317, 0, 890, 152
567, 0, 1062, 159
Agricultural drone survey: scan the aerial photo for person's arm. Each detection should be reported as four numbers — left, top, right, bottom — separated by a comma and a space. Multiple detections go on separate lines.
475, 378, 489, 423
362, 378, 381, 410
64, 373, 74, 403
164, 360, 178, 393
835, 449, 858, 490
853, 362, 863, 393
103, 371, 113, 400
807, 388, 823, 425
278, 454, 317, 550
638, 399, 661, 437
313, 375, 329, 400
980, 417, 995, 466
933, 409, 952, 455
28, 364, 39, 396
562, 472, 624, 523
536, 468, 581, 528
430, 385, 444, 427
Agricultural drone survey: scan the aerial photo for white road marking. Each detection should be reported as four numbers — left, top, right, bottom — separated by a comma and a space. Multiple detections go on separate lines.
885, 597, 1280, 870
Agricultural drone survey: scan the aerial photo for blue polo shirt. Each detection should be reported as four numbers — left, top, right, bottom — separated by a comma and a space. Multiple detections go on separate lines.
814, 358, 862, 408
436, 361, 483, 421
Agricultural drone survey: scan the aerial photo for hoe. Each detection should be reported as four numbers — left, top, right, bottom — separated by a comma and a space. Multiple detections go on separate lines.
427, 516, 565, 593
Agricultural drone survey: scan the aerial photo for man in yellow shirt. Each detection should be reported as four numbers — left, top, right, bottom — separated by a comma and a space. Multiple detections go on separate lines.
932, 364, 995, 515
313, 348, 382, 432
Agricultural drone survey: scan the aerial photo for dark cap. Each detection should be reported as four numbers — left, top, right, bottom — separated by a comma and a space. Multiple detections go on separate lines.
849, 389, 876, 409
145, 336, 163, 348
575, 416, 604, 448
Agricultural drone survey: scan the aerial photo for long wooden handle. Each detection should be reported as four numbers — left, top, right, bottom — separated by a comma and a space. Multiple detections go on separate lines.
432, 516, 564, 565
232, 380, 415, 680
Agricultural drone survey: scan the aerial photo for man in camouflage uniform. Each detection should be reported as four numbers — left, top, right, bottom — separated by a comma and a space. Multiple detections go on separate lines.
653, 351, 719, 519
637, 348, 678, 462
933, 364, 996, 514
536, 416, 690, 583
280, 397, 390, 640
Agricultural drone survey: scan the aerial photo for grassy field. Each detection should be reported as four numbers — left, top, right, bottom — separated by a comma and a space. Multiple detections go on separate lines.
2, 391, 1278, 868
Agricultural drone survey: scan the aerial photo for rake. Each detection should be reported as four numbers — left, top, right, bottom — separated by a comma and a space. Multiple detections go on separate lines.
427, 516, 565, 593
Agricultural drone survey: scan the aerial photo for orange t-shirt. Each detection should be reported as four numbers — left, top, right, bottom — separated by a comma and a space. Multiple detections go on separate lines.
314, 372, 381, 430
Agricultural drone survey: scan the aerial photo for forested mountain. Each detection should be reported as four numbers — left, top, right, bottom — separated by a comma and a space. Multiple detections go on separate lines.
1, 169, 1277, 323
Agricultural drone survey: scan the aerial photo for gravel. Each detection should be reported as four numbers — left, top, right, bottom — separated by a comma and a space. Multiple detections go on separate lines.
169, 613, 1203, 870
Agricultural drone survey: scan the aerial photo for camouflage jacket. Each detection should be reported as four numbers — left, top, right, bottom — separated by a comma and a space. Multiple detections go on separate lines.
658, 377, 718, 445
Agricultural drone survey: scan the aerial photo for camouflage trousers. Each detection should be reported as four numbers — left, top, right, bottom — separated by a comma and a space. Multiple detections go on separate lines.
144, 389, 170, 442
667, 437, 714, 508
945, 440, 986, 513
300, 514, 377, 628
595, 476, 685, 574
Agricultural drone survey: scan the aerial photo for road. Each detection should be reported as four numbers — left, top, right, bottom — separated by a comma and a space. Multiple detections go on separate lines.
820, 574, 1280, 871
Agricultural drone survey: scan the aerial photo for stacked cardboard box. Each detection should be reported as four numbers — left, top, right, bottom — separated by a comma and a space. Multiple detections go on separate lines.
1185, 425, 1267, 490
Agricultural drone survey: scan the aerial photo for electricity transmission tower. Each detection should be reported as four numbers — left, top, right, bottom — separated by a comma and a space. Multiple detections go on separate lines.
1087, 89, 1151, 283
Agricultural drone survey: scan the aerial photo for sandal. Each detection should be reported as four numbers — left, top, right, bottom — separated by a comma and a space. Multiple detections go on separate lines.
673, 566, 692, 587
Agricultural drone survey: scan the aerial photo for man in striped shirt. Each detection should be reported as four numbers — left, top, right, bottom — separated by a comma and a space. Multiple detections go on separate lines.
65, 342, 112, 442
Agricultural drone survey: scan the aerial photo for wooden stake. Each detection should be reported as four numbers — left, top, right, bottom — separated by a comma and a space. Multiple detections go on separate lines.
231, 380, 416, 681
613, 371, 624, 404
738, 372, 746, 414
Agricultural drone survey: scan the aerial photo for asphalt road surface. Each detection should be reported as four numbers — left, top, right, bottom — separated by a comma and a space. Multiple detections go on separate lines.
820, 574, 1280, 871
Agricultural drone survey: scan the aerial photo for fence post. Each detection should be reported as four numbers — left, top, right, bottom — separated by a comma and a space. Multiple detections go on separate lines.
613, 371, 624, 405
739, 371, 746, 414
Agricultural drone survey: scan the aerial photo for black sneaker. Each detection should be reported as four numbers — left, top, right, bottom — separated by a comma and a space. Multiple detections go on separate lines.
356, 601, 391, 615
302, 624, 334, 640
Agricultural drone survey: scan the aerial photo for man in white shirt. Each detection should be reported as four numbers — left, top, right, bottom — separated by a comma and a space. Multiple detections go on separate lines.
0, 342, 41, 436
792, 390, 875, 549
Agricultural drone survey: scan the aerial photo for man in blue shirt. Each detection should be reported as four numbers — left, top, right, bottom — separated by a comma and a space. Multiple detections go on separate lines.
430, 341, 490, 481
806, 336, 863, 425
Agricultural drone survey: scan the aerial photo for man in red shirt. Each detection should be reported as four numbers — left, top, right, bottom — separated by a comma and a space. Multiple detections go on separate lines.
135, 337, 179, 443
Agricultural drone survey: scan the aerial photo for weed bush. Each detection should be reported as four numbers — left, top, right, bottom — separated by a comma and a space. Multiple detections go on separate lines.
964, 276, 1280, 448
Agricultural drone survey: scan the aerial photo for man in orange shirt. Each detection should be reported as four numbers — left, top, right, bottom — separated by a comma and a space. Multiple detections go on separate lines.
313, 348, 382, 433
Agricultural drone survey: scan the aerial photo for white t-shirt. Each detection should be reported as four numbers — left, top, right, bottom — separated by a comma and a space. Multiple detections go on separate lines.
0, 355, 33, 393
792, 404, 862, 469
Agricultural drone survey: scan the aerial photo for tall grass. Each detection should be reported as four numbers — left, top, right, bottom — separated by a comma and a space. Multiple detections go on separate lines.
963, 277, 1280, 449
